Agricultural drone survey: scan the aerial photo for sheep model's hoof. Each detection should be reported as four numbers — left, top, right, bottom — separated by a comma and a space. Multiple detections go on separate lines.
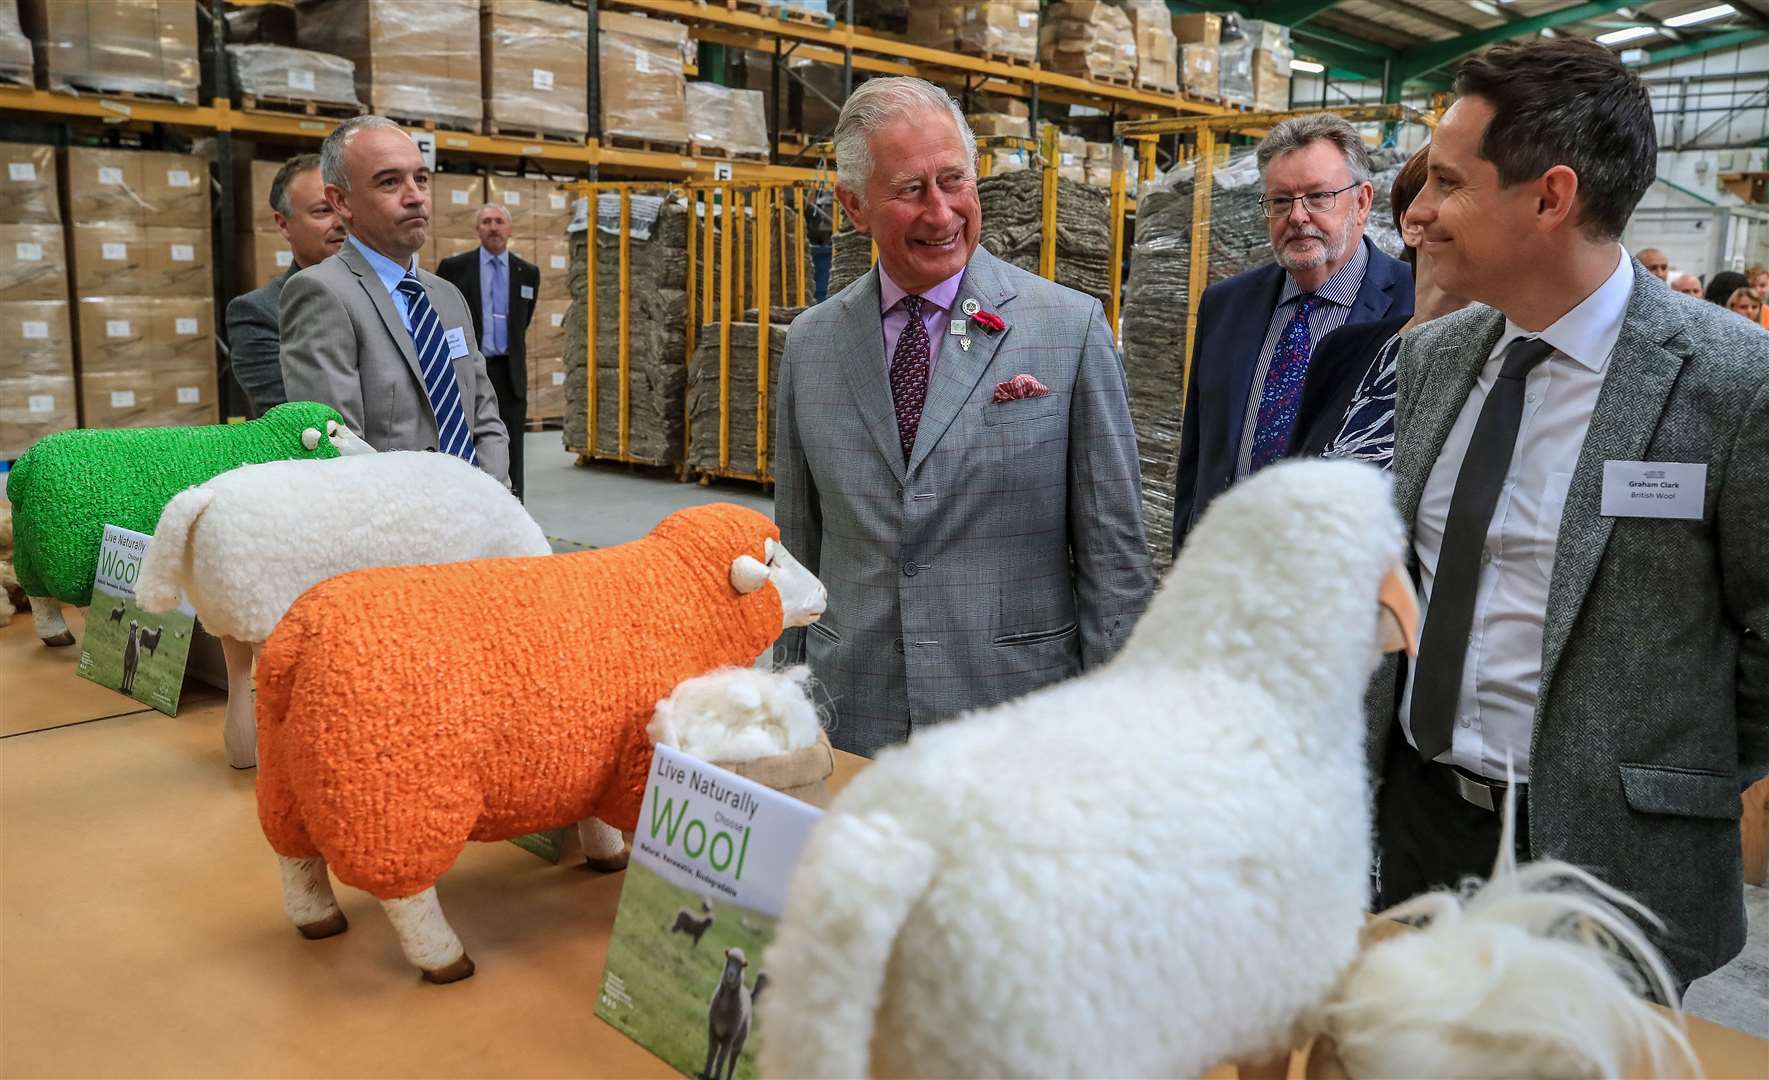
584, 851, 630, 873
421, 954, 476, 984
296, 910, 349, 940
40, 631, 75, 647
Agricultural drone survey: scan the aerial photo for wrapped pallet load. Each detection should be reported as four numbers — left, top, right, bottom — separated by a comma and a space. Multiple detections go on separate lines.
0, 143, 74, 458
18, 0, 199, 103
295, 0, 482, 132
1182, 43, 1220, 101
0, 0, 30, 87
687, 83, 770, 161
1114, 0, 1178, 92
1040, 2, 1136, 85
958, 0, 1039, 64
598, 11, 690, 151
976, 168, 1112, 306
227, 44, 361, 110
481, 0, 589, 141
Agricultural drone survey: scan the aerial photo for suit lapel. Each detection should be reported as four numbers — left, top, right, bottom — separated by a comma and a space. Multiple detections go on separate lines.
1538, 268, 1685, 705
341, 242, 424, 383
1391, 308, 1505, 526
835, 267, 908, 483
906, 249, 1015, 476
1346, 241, 1400, 325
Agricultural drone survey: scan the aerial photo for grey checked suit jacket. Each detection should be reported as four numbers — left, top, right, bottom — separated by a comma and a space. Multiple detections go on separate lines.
279, 240, 510, 484
774, 248, 1155, 758
1368, 261, 1769, 981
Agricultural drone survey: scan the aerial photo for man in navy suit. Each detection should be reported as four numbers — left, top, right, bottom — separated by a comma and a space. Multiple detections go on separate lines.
1171, 113, 1413, 552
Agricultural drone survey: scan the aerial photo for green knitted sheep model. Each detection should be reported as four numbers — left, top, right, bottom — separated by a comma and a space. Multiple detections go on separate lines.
7, 402, 365, 647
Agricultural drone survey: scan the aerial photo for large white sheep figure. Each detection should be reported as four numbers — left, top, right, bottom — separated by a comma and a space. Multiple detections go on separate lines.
135, 451, 552, 768
759, 460, 1694, 1079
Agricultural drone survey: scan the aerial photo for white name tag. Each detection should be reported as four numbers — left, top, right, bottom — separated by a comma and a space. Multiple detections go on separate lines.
443, 325, 469, 359
948, 318, 966, 336
520, 284, 534, 299
1601, 460, 1706, 520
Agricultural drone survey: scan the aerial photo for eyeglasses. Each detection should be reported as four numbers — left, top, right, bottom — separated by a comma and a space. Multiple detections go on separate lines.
1258, 182, 1361, 219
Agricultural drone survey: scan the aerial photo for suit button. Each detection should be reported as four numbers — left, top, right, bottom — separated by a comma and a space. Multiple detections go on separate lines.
893, 638, 904, 654
902, 562, 918, 577
895, 486, 903, 500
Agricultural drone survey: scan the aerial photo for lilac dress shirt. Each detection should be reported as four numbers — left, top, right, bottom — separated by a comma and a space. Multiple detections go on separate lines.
879, 264, 967, 375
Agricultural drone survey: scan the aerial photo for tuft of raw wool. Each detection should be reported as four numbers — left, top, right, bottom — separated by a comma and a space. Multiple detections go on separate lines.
649, 665, 821, 763
0, 503, 15, 626
8, 402, 350, 607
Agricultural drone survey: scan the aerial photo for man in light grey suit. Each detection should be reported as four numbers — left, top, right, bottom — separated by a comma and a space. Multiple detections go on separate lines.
1370, 39, 1769, 984
774, 77, 1154, 757
280, 116, 510, 484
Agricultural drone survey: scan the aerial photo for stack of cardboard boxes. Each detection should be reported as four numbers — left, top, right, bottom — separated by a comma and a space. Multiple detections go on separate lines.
481, 0, 589, 140
1040, 2, 1136, 85
1056, 131, 1086, 184
1084, 141, 1115, 188
528, 292, 569, 425
908, 2, 1039, 64
485, 174, 573, 422
237, 159, 292, 293
1174, 12, 1221, 102
1241, 19, 1295, 113
969, 109, 1032, 174
422, 172, 486, 273
296, 0, 483, 133
686, 83, 770, 161
66, 146, 216, 429
598, 11, 690, 149
19, 0, 200, 103
0, 143, 75, 458
1116, 0, 1177, 92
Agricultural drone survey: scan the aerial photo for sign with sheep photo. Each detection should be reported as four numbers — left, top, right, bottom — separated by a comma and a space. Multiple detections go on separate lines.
76, 524, 195, 715
597, 744, 821, 1080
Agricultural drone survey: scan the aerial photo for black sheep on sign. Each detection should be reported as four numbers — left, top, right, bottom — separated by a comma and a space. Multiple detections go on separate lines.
670, 897, 715, 947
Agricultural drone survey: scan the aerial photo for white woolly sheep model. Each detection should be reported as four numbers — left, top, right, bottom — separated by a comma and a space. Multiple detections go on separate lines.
758, 460, 1694, 1080
134, 450, 553, 769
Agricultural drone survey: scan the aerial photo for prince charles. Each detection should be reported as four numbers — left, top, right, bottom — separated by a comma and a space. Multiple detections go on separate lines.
773, 77, 1155, 757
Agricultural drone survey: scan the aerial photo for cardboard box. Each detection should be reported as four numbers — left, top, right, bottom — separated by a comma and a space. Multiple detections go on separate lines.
75, 295, 154, 376
239, 159, 284, 232
528, 351, 564, 419
155, 365, 219, 427
687, 82, 769, 160
905, 2, 961, 50
1057, 132, 1085, 184
1182, 44, 1219, 101
238, 230, 293, 291
530, 296, 569, 356
1171, 12, 1221, 47
295, 0, 483, 131
536, 235, 570, 279
154, 295, 213, 369
79, 370, 156, 428
532, 184, 576, 243
482, 0, 588, 139
0, 223, 68, 302
0, 143, 59, 224
19, 0, 200, 104
146, 226, 213, 296
432, 172, 487, 238
597, 10, 689, 147
1253, 47, 1291, 112
0, 372, 77, 459
71, 224, 148, 296
65, 147, 145, 225
969, 112, 1032, 139
1040, 2, 1136, 84
0, 298, 74, 378
958, 0, 1038, 63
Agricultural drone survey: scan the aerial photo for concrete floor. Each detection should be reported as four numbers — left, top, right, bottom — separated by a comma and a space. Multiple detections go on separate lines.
522, 431, 1769, 1035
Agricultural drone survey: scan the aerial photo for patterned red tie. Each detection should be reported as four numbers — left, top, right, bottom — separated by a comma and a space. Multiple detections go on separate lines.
889, 295, 931, 461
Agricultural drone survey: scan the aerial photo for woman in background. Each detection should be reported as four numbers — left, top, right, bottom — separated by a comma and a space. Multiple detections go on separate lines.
1725, 286, 1762, 324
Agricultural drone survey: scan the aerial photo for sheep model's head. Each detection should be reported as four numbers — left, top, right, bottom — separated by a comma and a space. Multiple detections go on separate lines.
260, 402, 374, 458
731, 538, 827, 629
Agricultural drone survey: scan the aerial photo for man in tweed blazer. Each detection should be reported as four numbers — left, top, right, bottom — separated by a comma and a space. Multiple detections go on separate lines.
774, 78, 1154, 757
1369, 40, 1769, 984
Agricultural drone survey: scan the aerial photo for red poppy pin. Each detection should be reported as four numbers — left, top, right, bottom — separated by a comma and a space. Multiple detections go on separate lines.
971, 309, 1005, 333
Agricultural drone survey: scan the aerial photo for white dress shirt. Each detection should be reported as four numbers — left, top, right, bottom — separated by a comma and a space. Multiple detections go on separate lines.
1400, 246, 1634, 782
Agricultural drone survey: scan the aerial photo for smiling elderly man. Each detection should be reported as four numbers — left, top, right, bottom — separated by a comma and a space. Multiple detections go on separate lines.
772, 76, 1154, 757
1171, 113, 1412, 553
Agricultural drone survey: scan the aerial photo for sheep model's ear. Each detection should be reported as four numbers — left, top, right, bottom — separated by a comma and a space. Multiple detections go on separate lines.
301, 427, 322, 451
764, 537, 779, 563
730, 554, 770, 594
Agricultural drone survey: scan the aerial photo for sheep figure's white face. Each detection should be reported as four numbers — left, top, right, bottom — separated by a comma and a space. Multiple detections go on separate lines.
730, 539, 827, 628
300, 419, 376, 457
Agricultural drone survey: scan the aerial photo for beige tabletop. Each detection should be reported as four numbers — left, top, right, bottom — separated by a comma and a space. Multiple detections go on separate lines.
1, 612, 1762, 1078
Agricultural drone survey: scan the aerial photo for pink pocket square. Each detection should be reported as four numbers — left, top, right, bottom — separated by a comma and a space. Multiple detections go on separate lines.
992, 374, 1052, 403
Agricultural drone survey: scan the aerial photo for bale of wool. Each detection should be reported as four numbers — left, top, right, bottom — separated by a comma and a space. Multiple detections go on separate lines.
976, 168, 1113, 308
685, 307, 807, 476
827, 226, 873, 297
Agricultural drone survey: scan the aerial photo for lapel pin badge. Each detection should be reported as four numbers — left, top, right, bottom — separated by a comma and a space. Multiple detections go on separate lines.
948, 318, 967, 336
960, 337, 973, 352
960, 298, 981, 316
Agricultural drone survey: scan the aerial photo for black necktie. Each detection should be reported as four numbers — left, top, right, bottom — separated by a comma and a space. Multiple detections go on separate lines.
1410, 336, 1557, 761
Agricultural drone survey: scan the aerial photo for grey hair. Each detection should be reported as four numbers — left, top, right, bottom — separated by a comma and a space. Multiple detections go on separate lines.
477, 202, 511, 223
320, 115, 409, 191
1256, 112, 1373, 185
833, 77, 976, 198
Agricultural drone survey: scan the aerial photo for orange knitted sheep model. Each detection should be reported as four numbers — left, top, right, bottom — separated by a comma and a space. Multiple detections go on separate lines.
253, 501, 826, 983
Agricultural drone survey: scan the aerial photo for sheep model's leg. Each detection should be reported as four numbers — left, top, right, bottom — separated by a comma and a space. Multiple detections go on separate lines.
278, 855, 347, 939
30, 597, 73, 647
577, 816, 629, 873
220, 636, 258, 769
381, 887, 474, 983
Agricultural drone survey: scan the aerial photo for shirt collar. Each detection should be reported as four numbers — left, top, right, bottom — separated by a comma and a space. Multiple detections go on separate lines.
879, 262, 967, 316
480, 246, 505, 268
1494, 244, 1632, 374
348, 233, 416, 292
1279, 235, 1370, 308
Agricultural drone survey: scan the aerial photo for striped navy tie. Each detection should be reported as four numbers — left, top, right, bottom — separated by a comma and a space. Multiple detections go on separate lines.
395, 273, 477, 465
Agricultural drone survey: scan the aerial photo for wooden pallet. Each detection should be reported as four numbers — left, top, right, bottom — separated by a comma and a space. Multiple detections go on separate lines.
485, 122, 585, 146
239, 94, 364, 119
976, 50, 1039, 70
691, 142, 770, 163
604, 133, 689, 155
1137, 79, 1180, 96
68, 86, 200, 108
1088, 72, 1137, 88
387, 113, 481, 136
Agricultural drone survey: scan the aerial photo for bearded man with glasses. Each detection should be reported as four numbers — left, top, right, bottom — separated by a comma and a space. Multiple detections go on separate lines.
1170, 112, 1412, 553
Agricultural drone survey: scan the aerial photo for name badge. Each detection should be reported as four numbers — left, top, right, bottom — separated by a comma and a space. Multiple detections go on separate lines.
520, 284, 535, 300
443, 326, 469, 360
1600, 460, 1706, 520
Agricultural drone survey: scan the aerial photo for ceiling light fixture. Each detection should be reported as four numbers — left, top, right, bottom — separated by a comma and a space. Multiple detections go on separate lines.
1468, 0, 1504, 16
1595, 25, 1660, 45
1290, 59, 1326, 73
1664, 3, 1736, 28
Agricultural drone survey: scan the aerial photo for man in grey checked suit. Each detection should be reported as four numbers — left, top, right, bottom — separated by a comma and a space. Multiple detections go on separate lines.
1370, 39, 1768, 984
280, 116, 510, 484
774, 78, 1154, 757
